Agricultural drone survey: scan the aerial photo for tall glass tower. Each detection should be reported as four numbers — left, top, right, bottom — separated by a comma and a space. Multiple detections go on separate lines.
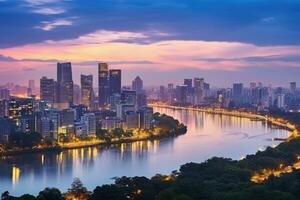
57, 62, 73, 107
98, 63, 109, 107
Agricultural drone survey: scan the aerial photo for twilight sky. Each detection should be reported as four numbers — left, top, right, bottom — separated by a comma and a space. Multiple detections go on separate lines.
0, 0, 300, 87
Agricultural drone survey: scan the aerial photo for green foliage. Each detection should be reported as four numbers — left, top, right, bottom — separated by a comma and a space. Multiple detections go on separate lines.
65, 178, 89, 200
37, 188, 64, 200
8, 132, 42, 148
153, 113, 187, 137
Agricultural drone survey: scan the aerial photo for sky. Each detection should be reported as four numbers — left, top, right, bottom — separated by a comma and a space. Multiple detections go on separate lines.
0, 0, 300, 87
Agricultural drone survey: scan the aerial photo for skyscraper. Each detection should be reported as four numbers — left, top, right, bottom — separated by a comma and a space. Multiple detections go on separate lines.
98, 63, 109, 107
109, 69, 121, 95
81, 74, 93, 109
290, 82, 296, 94
57, 62, 73, 107
0, 88, 10, 100
233, 83, 244, 106
176, 85, 188, 104
194, 78, 204, 104
184, 79, 193, 93
73, 84, 81, 105
28, 80, 35, 96
132, 76, 143, 94
40, 76, 55, 104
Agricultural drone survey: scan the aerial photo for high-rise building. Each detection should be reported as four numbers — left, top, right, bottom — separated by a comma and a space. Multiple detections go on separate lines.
0, 100, 9, 117
47, 109, 60, 139
138, 106, 153, 130
121, 90, 137, 106
81, 74, 93, 109
124, 111, 140, 130
175, 85, 188, 104
40, 117, 51, 138
109, 93, 121, 111
250, 82, 257, 89
136, 93, 147, 109
117, 104, 135, 119
109, 69, 121, 95
73, 84, 81, 105
193, 78, 204, 104
204, 82, 210, 97
60, 109, 75, 126
0, 88, 10, 100
9, 98, 34, 126
28, 80, 35, 96
184, 79, 193, 94
98, 63, 109, 107
290, 82, 296, 94
81, 113, 96, 135
167, 83, 175, 104
132, 76, 143, 94
233, 83, 244, 106
57, 62, 73, 107
0, 118, 16, 142
158, 86, 167, 102
40, 76, 55, 104
277, 94, 285, 109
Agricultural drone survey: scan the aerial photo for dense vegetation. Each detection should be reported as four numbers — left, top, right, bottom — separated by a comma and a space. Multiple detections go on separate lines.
265, 109, 300, 130
95, 113, 187, 142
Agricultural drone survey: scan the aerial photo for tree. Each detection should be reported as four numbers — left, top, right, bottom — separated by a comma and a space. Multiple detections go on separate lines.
111, 128, 124, 139
1, 191, 11, 200
65, 178, 90, 200
37, 188, 64, 200
89, 185, 125, 200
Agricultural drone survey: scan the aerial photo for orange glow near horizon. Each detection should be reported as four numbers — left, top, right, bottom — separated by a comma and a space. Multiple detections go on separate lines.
1, 28, 300, 73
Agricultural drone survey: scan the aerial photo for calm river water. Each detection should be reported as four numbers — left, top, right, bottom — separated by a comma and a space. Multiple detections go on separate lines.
0, 107, 291, 195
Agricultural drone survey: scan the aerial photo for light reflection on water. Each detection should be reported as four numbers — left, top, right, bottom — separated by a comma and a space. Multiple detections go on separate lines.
0, 107, 291, 195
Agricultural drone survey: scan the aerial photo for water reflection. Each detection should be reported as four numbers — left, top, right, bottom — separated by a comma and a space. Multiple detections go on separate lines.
0, 107, 291, 195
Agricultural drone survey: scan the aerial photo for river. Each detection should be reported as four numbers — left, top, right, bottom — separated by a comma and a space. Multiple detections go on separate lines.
0, 107, 291, 195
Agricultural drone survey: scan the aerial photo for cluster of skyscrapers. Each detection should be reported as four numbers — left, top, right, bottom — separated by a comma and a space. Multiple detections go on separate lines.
1, 66, 299, 144
156, 78, 299, 111
0, 62, 152, 143
157, 78, 210, 105
216, 82, 299, 111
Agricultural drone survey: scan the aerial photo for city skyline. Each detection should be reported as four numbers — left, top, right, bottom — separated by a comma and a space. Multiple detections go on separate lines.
2, 1, 300, 199
0, 61, 298, 89
0, 0, 300, 86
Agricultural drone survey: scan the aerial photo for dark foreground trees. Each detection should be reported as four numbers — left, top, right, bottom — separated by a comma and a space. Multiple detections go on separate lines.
3, 131, 300, 199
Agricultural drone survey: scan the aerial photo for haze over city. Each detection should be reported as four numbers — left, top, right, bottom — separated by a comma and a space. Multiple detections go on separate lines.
0, 0, 300, 86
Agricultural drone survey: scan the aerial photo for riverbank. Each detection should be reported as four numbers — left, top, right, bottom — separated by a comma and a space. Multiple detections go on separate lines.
150, 104, 299, 137
0, 132, 186, 157
0, 113, 187, 157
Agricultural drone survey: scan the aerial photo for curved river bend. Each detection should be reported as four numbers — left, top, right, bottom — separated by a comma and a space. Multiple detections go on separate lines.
0, 107, 291, 195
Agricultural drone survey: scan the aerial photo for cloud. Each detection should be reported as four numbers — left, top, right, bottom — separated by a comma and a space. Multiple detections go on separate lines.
36, 18, 74, 31
22, 67, 36, 71
194, 55, 300, 63
0, 54, 59, 63
0, 55, 16, 62
1, 0, 300, 48
43, 30, 151, 45
262, 17, 275, 24
32, 7, 65, 15
24, 0, 62, 6
22, 0, 68, 15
